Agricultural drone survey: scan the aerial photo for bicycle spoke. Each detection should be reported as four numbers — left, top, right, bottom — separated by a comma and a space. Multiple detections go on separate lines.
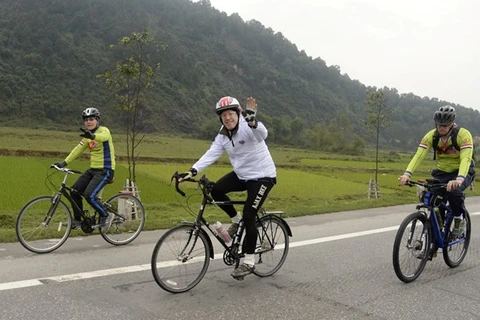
151, 225, 210, 293
443, 212, 471, 267
100, 193, 145, 245
393, 212, 429, 283
16, 196, 71, 253
254, 216, 289, 277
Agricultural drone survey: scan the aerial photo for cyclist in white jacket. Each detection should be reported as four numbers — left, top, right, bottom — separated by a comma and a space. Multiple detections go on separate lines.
179, 96, 277, 278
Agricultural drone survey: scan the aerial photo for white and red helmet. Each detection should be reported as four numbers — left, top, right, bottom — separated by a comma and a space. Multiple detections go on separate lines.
215, 96, 240, 115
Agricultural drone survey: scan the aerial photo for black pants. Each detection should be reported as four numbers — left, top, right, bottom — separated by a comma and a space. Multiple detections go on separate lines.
210, 171, 276, 255
71, 168, 114, 220
431, 162, 475, 217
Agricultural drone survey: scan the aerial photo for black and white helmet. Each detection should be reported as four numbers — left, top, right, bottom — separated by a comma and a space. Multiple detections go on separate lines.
82, 108, 100, 120
433, 105, 455, 126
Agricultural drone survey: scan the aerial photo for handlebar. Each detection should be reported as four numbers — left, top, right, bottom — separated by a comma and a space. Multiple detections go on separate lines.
171, 171, 214, 198
50, 164, 82, 175
406, 179, 447, 191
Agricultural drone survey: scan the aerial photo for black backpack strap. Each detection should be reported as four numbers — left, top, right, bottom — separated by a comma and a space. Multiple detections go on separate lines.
432, 130, 440, 160
451, 126, 460, 151
450, 126, 475, 161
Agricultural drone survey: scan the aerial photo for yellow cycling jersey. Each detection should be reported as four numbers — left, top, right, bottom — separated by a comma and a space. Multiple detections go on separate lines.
405, 126, 473, 180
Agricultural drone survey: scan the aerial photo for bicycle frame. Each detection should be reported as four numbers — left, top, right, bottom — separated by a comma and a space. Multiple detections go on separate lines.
413, 180, 468, 251
41, 169, 81, 226
151, 172, 292, 292
393, 179, 470, 283
173, 173, 291, 260
17, 166, 146, 254
182, 193, 256, 262
417, 192, 456, 249
49, 168, 118, 227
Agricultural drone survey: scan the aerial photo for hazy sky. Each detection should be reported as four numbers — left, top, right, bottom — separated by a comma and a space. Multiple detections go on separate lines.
205, 0, 480, 111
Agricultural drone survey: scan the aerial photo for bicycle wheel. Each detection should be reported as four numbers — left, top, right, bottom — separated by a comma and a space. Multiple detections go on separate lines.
16, 196, 72, 254
443, 211, 471, 268
253, 215, 289, 277
100, 193, 145, 245
392, 211, 430, 283
151, 225, 211, 293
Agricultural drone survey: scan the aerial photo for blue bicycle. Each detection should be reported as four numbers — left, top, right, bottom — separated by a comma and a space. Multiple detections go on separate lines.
392, 179, 471, 283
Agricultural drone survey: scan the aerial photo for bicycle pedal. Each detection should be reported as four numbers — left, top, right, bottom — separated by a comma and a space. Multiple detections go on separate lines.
232, 275, 244, 281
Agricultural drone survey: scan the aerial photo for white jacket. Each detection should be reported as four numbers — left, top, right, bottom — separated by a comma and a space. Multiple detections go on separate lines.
192, 117, 276, 180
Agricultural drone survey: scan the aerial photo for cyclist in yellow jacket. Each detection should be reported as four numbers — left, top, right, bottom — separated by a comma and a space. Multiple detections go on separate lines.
399, 105, 475, 236
54, 108, 116, 229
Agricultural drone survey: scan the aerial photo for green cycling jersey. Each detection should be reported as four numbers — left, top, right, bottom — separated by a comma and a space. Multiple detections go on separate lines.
64, 126, 115, 170
404, 126, 473, 180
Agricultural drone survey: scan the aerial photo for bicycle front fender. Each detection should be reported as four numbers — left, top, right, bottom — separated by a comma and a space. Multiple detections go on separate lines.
199, 227, 214, 259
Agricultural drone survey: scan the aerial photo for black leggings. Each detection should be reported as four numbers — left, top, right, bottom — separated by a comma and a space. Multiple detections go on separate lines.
71, 168, 114, 220
210, 171, 276, 255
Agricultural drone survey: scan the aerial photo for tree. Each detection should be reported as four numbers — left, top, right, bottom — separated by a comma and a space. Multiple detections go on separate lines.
98, 30, 163, 187
365, 88, 393, 197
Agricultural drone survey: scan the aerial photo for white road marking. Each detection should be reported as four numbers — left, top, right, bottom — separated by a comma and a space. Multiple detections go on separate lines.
2, 211, 479, 292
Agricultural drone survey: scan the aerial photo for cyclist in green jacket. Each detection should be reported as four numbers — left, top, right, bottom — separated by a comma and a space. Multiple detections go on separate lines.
54, 108, 116, 229
399, 105, 475, 236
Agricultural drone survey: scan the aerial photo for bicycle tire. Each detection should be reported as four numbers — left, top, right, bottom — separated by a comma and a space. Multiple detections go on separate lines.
443, 211, 471, 268
100, 193, 146, 245
253, 215, 290, 277
392, 211, 430, 283
151, 225, 210, 293
16, 196, 72, 254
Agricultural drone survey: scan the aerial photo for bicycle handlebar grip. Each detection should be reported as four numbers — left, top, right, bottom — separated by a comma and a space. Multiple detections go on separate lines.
171, 172, 187, 197
175, 180, 186, 197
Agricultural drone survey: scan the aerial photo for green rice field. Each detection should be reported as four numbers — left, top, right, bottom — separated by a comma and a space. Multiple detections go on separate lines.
1, 126, 478, 242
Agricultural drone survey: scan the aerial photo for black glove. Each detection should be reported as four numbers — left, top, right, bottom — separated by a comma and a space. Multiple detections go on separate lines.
79, 128, 95, 140
244, 109, 256, 123
54, 161, 67, 168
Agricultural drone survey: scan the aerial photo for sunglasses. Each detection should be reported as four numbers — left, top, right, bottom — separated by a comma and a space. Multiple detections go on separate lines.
84, 117, 97, 122
437, 122, 453, 128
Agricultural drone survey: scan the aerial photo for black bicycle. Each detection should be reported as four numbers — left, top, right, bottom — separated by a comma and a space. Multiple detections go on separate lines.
151, 172, 292, 293
392, 179, 471, 283
16, 165, 146, 253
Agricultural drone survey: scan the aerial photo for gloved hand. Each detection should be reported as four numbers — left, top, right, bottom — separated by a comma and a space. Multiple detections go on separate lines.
54, 161, 67, 168
178, 168, 197, 182
243, 97, 257, 126
79, 128, 95, 140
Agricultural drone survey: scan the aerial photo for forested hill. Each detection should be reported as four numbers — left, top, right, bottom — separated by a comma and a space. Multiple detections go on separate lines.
0, 0, 479, 151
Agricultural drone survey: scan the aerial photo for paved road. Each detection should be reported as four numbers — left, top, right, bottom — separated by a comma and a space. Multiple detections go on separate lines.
2, 198, 480, 320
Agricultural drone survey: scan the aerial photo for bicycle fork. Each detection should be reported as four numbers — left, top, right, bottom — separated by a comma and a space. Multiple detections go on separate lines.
177, 228, 202, 263
42, 195, 61, 228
